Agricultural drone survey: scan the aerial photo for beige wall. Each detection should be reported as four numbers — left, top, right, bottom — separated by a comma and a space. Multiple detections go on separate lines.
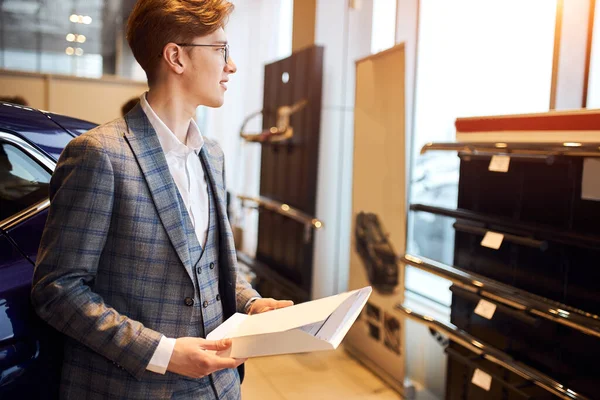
292, 0, 316, 52
0, 69, 147, 124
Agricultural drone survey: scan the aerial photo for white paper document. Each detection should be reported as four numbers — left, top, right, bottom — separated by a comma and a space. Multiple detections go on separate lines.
207, 286, 372, 358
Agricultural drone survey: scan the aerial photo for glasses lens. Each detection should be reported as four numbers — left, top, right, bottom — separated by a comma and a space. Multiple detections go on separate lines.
225, 45, 229, 64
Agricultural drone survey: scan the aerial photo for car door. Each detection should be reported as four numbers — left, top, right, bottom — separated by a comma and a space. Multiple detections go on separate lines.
0, 133, 62, 399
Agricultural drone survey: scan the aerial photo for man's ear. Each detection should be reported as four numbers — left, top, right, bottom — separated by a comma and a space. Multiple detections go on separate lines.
162, 43, 185, 75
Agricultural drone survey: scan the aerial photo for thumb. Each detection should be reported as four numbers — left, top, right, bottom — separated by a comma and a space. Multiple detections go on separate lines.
201, 338, 232, 351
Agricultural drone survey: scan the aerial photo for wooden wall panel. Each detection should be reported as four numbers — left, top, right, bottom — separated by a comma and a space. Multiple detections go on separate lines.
256, 46, 324, 297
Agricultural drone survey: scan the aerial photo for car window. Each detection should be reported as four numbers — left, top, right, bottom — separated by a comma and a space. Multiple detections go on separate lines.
0, 142, 51, 222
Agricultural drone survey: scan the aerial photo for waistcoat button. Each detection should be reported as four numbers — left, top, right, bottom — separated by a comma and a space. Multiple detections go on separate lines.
216, 294, 221, 301
203, 300, 209, 308
184, 297, 194, 306
197, 266, 202, 274
209, 262, 215, 270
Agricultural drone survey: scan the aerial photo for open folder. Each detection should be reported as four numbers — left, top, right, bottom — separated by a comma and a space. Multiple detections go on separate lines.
207, 286, 372, 358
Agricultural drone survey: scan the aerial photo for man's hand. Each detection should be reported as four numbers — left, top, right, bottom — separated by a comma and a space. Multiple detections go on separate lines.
167, 337, 246, 378
248, 298, 294, 315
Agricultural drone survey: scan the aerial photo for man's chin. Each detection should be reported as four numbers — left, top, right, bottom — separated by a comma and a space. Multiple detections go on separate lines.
204, 98, 225, 108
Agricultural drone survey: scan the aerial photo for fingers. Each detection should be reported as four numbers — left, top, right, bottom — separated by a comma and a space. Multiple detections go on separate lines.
251, 298, 295, 315
233, 358, 247, 368
210, 354, 245, 370
275, 300, 294, 308
201, 338, 232, 351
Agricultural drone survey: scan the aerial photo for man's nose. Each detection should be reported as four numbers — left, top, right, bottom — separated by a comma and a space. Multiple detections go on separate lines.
226, 57, 237, 74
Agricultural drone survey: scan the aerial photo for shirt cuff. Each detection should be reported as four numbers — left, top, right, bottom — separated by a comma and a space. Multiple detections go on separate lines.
244, 297, 261, 314
146, 336, 176, 374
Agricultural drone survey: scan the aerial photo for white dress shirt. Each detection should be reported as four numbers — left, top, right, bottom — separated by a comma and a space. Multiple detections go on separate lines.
140, 94, 259, 375
140, 93, 209, 374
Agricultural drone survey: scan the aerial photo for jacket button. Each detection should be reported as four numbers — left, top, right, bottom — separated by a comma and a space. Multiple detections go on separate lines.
209, 262, 215, 270
197, 266, 202, 274
216, 294, 221, 302
184, 297, 194, 306
203, 300, 209, 308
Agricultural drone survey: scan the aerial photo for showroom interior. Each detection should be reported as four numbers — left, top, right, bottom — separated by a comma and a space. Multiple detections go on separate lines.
1, 0, 600, 399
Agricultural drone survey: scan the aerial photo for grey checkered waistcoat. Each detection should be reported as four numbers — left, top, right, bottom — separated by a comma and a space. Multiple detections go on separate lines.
170, 156, 240, 399
31, 104, 259, 399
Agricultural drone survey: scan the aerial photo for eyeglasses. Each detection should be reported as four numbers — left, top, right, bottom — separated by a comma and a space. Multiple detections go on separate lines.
176, 43, 230, 64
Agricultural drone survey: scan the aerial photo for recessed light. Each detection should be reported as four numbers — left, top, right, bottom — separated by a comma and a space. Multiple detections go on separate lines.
65, 47, 75, 55
75, 48, 84, 56
69, 14, 78, 23
66, 33, 75, 42
76, 35, 86, 43
82, 16, 92, 24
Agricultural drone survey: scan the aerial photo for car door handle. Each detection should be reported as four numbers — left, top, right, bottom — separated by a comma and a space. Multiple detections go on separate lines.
0, 340, 40, 387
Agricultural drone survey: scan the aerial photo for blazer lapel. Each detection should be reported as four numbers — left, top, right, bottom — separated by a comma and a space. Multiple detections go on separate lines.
123, 104, 193, 279
200, 145, 237, 298
199, 146, 228, 235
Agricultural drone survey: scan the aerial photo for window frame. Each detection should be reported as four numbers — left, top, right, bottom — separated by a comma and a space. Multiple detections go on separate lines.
0, 131, 55, 230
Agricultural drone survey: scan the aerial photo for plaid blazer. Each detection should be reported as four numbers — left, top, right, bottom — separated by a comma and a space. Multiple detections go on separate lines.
31, 104, 259, 399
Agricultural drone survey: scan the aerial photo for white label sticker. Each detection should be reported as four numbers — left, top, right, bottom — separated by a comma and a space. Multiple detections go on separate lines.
472, 369, 492, 391
489, 155, 510, 172
582, 158, 600, 201
481, 231, 504, 250
474, 299, 497, 320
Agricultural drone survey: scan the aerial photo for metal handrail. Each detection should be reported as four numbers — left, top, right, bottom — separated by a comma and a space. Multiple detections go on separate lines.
401, 254, 600, 339
238, 195, 323, 229
396, 303, 590, 400
410, 204, 600, 249
238, 195, 323, 243
421, 142, 600, 157
453, 222, 548, 251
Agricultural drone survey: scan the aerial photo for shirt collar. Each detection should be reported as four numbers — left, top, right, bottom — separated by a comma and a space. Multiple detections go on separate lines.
139, 92, 204, 156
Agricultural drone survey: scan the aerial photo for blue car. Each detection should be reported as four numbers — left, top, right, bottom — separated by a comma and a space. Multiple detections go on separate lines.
0, 102, 96, 399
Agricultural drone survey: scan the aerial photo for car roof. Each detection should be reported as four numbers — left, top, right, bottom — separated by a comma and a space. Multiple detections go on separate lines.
0, 101, 97, 161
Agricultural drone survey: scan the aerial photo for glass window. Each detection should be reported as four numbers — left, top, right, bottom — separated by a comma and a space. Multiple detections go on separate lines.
0, 0, 108, 78
587, 0, 600, 107
0, 142, 51, 221
407, 0, 557, 306
371, 0, 397, 54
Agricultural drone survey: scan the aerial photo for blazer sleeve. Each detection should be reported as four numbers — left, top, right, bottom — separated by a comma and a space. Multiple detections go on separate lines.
31, 134, 162, 380
219, 152, 261, 312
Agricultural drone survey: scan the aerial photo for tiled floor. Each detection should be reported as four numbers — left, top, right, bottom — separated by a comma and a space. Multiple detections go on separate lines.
241, 347, 403, 400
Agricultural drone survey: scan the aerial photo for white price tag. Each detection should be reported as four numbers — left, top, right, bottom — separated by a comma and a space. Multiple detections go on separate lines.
474, 299, 497, 320
489, 155, 510, 172
481, 231, 504, 250
472, 369, 492, 391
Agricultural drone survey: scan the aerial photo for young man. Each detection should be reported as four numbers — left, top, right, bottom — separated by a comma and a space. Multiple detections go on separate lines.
31, 1, 292, 398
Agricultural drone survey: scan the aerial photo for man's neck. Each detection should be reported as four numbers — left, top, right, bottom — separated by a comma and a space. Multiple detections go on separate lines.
146, 87, 196, 144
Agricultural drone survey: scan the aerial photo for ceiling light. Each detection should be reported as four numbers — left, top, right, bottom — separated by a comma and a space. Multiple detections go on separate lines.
69, 14, 79, 23
563, 142, 582, 147
82, 16, 92, 24
66, 33, 75, 42
75, 48, 84, 56
495, 143, 508, 148
76, 35, 86, 43
77, 15, 84, 23
65, 47, 75, 56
